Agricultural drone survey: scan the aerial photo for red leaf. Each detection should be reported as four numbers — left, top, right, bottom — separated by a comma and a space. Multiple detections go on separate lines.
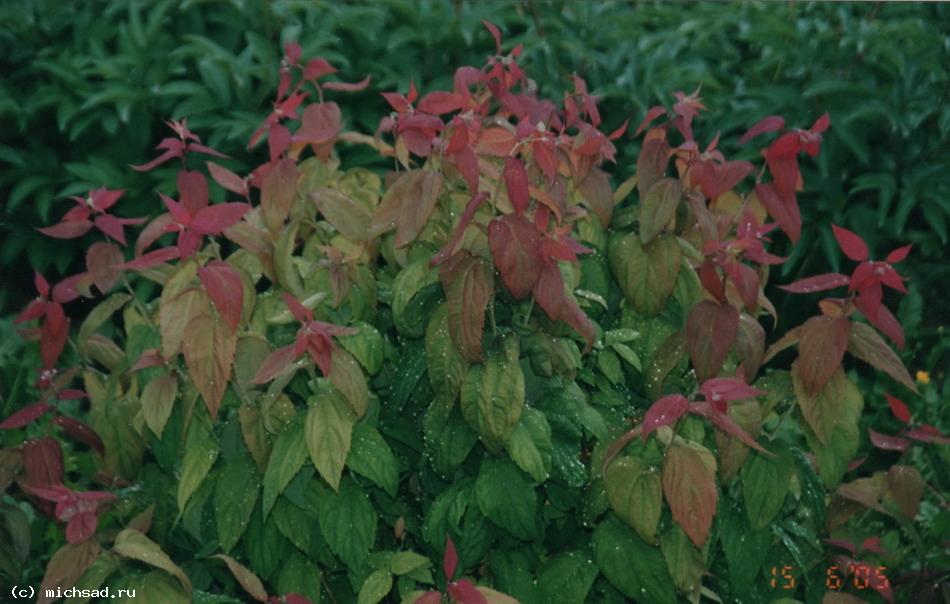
65, 511, 99, 544
178, 170, 210, 214
739, 115, 785, 144
191, 203, 251, 235
86, 242, 124, 293
250, 345, 299, 384
415, 592, 443, 604
447, 580, 488, 604
832, 224, 869, 262
634, 105, 667, 136
207, 162, 249, 198
431, 192, 489, 266
811, 112, 831, 134
905, 424, 950, 445
482, 20, 502, 52
641, 394, 689, 439
303, 57, 335, 79
268, 123, 293, 163
0, 403, 52, 429
885, 244, 912, 264
282, 292, 313, 324
866, 303, 905, 350
51, 416, 105, 456
418, 91, 464, 115
322, 75, 372, 92
21, 437, 64, 489
122, 247, 181, 270
488, 215, 543, 299
698, 260, 725, 302
37, 220, 93, 240
884, 393, 911, 424
725, 261, 759, 312
440, 253, 494, 362
198, 261, 245, 330
796, 315, 851, 396
685, 300, 740, 381
689, 402, 770, 455
503, 156, 531, 214
662, 439, 717, 547
779, 272, 850, 294
699, 378, 764, 405
444, 535, 458, 580
755, 183, 801, 242
868, 429, 909, 452
130, 147, 181, 172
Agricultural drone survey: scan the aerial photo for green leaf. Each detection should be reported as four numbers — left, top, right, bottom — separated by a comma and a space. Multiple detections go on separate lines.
425, 304, 470, 400
609, 232, 681, 316
78, 293, 130, 356
505, 407, 553, 483
660, 524, 705, 598
306, 389, 356, 491
719, 503, 770, 599
390, 551, 430, 575
475, 457, 538, 540
357, 569, 393, 604
793, 362, 864, 447
338, 322, 384, 375
347, 423, 399, 496
327, 348, 370, 418
392, 256, 439, 337
639, 177, 682, 244
596, 348, 623, 384
593, 516, 677, 604
605, 455, 662, 543
460, 336, 525, 451
113, 529, 192, 595
177, 415, 218, 512
214, 455, 261, 552
424, 396, 479, 476
847, 322, 917, 393
141, 373, 178, 438
538, 551, 598, 604
610, 342, 642, 371
742, 450, 791, 530
276, 551, 322, 603
319, 478, 377, 570
262, 414, 307, 519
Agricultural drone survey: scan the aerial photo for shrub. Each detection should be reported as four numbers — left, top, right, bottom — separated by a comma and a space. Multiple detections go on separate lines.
2, 22, 947, 604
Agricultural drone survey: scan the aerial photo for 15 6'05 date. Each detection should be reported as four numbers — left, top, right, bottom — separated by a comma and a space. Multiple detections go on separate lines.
769, 563, 890, 591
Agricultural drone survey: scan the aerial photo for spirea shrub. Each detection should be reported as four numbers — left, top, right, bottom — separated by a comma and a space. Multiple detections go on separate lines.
2, 22, 945, 604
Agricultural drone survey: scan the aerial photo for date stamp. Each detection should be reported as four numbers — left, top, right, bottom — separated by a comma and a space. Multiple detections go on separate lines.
769, 563, 891, 591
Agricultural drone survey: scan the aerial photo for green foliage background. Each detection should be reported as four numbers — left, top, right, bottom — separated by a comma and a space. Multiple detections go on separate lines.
0, 1, 948, 602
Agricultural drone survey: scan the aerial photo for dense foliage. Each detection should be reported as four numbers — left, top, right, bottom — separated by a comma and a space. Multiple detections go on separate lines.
2, 9, 948, 604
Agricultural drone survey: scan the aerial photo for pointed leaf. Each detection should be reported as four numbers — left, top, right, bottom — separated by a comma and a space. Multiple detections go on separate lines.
847, 323, 918, 394
440, 252, 494, 362
305, 390, 355, 491
686, 300, 740, 381
605, 455, 662, 543
796, 315, 851, 396
198, 260, 245, 330
639, 177, 681, 244
663, 438, 717, 547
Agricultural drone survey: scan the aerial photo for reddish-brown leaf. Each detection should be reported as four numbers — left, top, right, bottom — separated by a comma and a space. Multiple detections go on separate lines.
177, 170, 209, 214
51, 416, 105, 456
577, 167, 613, 227
685, 300, 740, 382
85, 242, 124, 293
0, 403, 52, 430
755, 183, 800, 242
432, 192, 490, 266
37, 541, 101, 604
832, 224, 869, 262
847, 323, 918, 394
418, 91, 464, 115
796, 315, 851, 396
250, 345, 299, 385
182, 312, 237, 420
641, 394, 689, 439
868, 429, 909, 452
37, 220, 94, 240
779, 272, 850, 294
884, 393, 911, 424
639, 177, 681, 244
261, 158, 298, 235
396, 170, 444, 248
311, 187, 372, 242
198, 261, 245, 330
885, 465, 923, 520
444, 535, 459, 580
662, 439, 717, 547
21, 437, 63, 488
503, 156, 531, 214
739, 115, 785, 144
191, 203, 251, 235
440, 252, 494, 362
725, 262, 759, 312
636, 138, 670, 199
213, 554, 269, 602
487, 215, 542, 299
206, 162, 249, 198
